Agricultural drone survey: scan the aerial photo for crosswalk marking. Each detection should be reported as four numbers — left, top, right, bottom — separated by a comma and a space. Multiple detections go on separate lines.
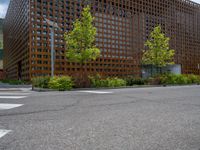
0, 103, 24, 110
0, 91, 28, 139
0, 130, 11, 138
0, 92, 30, 95
0, 96, 27, 99
20, 88, 32, 92
78, 91, 113, 94
0, 91, 30, 99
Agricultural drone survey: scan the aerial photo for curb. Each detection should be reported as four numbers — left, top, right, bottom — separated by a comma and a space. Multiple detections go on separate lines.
0, 87, 33, 92
0, 89, 23, 92
32, 87, 56, 92
32, 84, 199, 92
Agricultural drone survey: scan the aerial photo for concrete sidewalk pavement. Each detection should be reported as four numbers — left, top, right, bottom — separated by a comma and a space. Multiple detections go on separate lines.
0, 83, 32, 91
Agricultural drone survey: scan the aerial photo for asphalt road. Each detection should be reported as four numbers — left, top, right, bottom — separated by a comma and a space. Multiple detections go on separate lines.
0, 86, 200, 150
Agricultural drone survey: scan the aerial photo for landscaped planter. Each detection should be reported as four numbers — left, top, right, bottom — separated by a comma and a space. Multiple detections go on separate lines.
32, 84, 199, 92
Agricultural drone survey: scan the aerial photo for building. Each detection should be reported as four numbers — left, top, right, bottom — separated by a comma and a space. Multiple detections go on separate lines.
3, 0, 200, 80
0, 18, 4, 79
0, 18, 3, 70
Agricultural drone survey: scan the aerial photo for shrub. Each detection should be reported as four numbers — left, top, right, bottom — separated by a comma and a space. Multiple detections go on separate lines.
125, 76, 146, 86
32, 76, 50, 88
147, 76, 162, 85
89, 75, 126, 88
48, 76, 73, 91
176, 74, 189, 84
160, 74, 176, 84
1, 79, 26, 85
9, 80, 24, 85
88, 74, 107, 88
106, 77, 126, 87
159, 73, 200, 85
160, 74, 177, 84
186, 74, 200, 84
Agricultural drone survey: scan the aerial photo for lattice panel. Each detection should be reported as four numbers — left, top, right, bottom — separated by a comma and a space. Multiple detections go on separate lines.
4, 0, 200, 80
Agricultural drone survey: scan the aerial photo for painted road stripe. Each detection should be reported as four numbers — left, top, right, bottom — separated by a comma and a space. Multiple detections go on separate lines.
0, 92, 30, 95
78, 91, 113, 94
20, 88, 32, 92
0, 130, 11, 138
0, 96, 27, 99
0, 103, 24, 110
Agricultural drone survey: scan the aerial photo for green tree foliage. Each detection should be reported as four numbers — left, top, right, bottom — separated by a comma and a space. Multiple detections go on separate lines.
48, 76, 73, 91
0, 42, 2, 49
64, 5, 100, 64
142, 26, 175, 67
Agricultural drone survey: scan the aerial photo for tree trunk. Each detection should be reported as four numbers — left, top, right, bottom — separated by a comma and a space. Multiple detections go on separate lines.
80, 63, 84, 88
156, 66, 159, 76
79, 62, 88, 88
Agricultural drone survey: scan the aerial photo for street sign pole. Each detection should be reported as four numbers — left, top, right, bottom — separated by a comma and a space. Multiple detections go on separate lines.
51, 27, 54, 77
45, 18, 60, 77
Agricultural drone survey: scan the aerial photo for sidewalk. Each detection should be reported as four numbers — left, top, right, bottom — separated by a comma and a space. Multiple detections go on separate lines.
0, 83, 32, 91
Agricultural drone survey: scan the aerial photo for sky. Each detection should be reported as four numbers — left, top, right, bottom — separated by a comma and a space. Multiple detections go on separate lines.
0, 0, 200, 18
193, 0, 200, 3
0, 0, 10, 18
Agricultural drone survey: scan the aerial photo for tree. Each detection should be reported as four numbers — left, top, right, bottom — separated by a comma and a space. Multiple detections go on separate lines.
142, 25, 175, 74
64, 5, 100, 86
64, 5, 100, 64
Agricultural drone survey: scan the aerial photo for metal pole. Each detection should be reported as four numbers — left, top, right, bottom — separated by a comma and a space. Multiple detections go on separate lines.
51, 27, 54, 77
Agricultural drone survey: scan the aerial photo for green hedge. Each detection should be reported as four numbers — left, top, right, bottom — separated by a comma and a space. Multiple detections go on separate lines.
120, 74, 200, 86
125, 76, 147, 86
89, 74, 107, 88
185, 74, 200, 84
32, 76, 73, 91
158, 74, 200, 85
106, 77, 126, 87
32, 76, 50, 88
1, 79, 27, 85
31, 74, 200, 90
89, 75, 126, 88
48, 76, 73, 91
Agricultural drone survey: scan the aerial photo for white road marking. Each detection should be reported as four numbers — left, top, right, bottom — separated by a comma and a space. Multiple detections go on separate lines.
0, 103, 24, 110
78, 91, 113, 94
20, 88, 32, 92
0, 130, 11, 138
0, 92, 30, 95
0, 96, 27, 99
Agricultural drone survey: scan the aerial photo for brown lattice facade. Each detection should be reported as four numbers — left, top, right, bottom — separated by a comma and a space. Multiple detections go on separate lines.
3, 0, 200, 80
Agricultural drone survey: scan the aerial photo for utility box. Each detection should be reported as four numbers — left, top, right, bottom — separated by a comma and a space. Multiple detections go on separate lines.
164, 64, 181, 74
142, 64, 182, 78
